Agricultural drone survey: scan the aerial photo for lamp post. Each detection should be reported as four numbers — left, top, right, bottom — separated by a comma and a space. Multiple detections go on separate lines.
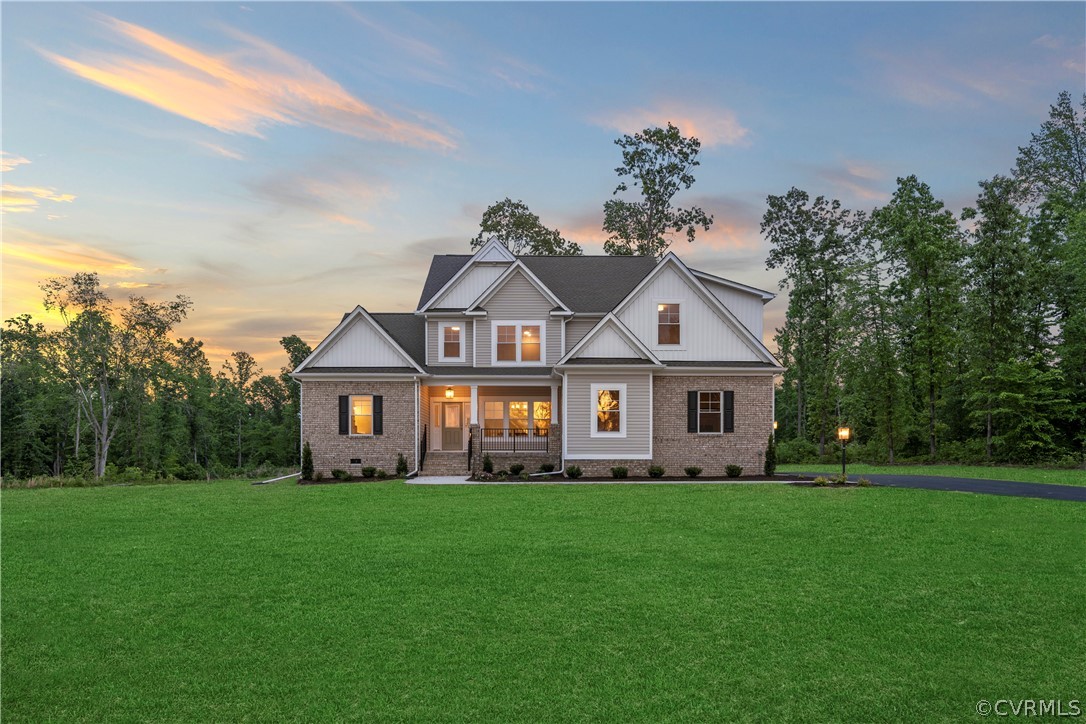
837, 426, 851, 478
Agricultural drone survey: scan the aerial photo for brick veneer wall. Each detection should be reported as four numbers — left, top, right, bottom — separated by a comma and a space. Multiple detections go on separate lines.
301, 380, 417, 476
470, 423, 562, 473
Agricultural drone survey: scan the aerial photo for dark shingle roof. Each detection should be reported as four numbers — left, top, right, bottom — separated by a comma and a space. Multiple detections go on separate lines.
663, 360, 781, 368
519, 256, 658, 313
423, 366, 554, 376
370, 313, 426, 365
562, 358, 657, 365
297, 366, 418, 374
417, 255, 472, 308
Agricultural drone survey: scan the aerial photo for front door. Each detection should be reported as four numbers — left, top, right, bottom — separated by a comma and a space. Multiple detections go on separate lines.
442, 402, 463, 451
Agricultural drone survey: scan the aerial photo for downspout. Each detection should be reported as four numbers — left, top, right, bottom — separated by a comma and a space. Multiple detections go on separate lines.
406, 376, 420, 479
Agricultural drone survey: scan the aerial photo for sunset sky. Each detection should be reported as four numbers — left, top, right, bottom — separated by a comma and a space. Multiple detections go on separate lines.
3, 2, 1082, 371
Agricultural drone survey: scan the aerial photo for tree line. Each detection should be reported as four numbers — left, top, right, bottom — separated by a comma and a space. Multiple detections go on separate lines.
769, 92, 1085, 467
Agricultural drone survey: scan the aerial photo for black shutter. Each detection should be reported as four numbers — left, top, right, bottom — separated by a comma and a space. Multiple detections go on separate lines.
723, 391, 734, 433
338, 396, 349, 435
373, 395, 383, 435
687, 391, 699, 433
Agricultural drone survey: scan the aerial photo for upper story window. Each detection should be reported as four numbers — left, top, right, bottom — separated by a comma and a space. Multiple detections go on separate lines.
351, 395, 373, 435
493, 322, 544, 364
657, 303, 681, 345
439, 323, 464, 362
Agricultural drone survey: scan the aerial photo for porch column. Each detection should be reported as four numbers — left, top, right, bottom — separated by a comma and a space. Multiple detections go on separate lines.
470, 385, 479, 425
551, 382, 558, 424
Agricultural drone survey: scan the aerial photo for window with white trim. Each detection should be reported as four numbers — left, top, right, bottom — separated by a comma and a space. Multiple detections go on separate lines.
439, 323, 465, 362
351, 395, 373, 435
657, 303, 681, 345
698, 391, 722, 434
492, 322, 545, 364
591, 383, 627, 437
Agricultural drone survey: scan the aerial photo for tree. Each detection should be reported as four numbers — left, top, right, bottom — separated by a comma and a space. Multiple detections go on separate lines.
1013, 91, 1086, 208
603, 123, 713, 258
470, 198, 582, 256
280, 334, 312, 465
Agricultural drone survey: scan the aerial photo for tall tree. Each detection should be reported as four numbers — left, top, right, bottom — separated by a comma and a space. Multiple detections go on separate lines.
470, 198, 582, 255
872, 176, 965, 458
603, 123, 713, 258
280, 334, 312, 466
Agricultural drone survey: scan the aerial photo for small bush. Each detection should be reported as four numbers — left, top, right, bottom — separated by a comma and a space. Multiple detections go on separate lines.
611, 466, 628, 479
474, 472, 494, 482
301, 441, 314, 480
177, 462, 205, 481
360, 467, 376, 478
566, 465, 583, 479
857, 477, 872, 487
813, 476, 829, 487
725, 464, 743, 478
396, 453, 409, 476
375, 469, 388, 478
313, 471, 324, 482
764, 433, 777, 476
539, 463, 555, 473
832, 473, 848, 484
647, 465, 665, 478
496, 470, 509, 477
684, 466, 702, 478
509, 463, 525, 475
331, 468, 351, 481
519, 471, 530, 481
776, 438, 819, 464
483, 454, 494, 473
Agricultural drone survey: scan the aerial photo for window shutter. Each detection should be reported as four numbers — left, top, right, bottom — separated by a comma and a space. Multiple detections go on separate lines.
723, 391, 734, 433
373, 395, 383, 435
687, 391, 698, 433
338, 395, 349, 435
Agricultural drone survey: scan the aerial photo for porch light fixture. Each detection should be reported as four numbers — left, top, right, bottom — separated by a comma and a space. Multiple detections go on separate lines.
445, 386, 454, 399
773, 420, 778, 431
837, 426, 851, 478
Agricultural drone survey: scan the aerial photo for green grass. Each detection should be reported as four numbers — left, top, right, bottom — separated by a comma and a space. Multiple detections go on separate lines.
778, 463, 1086, 486
3, 480, 1084, 721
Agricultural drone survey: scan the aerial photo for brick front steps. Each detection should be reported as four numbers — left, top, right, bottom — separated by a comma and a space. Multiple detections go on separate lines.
420, 451, 471, 476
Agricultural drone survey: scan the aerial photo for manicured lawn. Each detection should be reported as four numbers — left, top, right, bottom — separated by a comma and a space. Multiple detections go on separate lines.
778, 463, 1086, 486
3, 480, 1084, 721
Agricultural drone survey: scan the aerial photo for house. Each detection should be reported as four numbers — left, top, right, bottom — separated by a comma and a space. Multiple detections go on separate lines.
291, 239, 783, 478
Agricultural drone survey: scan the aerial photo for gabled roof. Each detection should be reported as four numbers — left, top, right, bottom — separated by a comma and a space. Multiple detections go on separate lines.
466, 260, 572, 314
418, 256, 471, 308
417, 238, 515, 311
557, 313, 662, 366
692, 269, 776, 303
370, 313, 426, 364
294, 306, 425, 374
519, 256, 658, 313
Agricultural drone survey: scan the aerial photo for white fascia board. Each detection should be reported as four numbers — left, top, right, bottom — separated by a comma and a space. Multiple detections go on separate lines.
423, 375, 562, 386
691, 269, 776, 302
556, 364, 664, 372
612, 254, 780, 367
418, 238, 514, 312
656, 366, 784, 376
292, 373, 425, 381
556, 313, 661, 365
294, 306, 425, 374
466, 260, 572, 314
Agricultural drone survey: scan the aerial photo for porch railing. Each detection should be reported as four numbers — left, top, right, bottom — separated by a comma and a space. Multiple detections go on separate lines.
480, 428, 549, 452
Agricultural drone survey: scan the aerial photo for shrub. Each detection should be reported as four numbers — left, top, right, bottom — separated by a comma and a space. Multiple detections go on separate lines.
684, 466, 702, 478
776, 438, 819, 464
301, 441, 314, 480
857, 477, 872, 487
832, 473, 848, 485
496, 470, 509, 477
509, 463, 525, 475
539, 463, 555, 473
313, 471, 324, 482
566, 465, 583, 479
611, 466, 628, 479
361, 467, 376, 478
813, 476, 829, 487
396, 453, 409, 476
177, 462, 205, 481
375, 469, 388, 478
331, 468, 351, 481
474, 472, 494, 482
647, 465, 665, 478
519, 471, 530, 481
483, 454, 494, 473
764, 433, 777, 476
725, 464, 743, 478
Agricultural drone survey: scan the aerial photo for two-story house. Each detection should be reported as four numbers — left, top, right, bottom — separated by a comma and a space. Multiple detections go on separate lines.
291, 239, 783, 478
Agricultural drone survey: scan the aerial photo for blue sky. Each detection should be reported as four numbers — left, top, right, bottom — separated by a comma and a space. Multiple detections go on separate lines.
3, 2, 1082, 369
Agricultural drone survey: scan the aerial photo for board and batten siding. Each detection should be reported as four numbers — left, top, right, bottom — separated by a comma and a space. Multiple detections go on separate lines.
617, 265, 761, 362
309, 316, 413, 368
429, 263, 508, 309
699, 279, 765, 340
477, 270, 561, 365
564, 317, 600, 354
564, 372, 652, 458
427, 319, 474, 366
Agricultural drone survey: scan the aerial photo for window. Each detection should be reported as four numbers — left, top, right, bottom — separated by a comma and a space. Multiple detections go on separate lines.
658, 303, 680, 345
698, 391, 722, 434
483, 401, 504, 436
591, 383, 627, 437
533, 401, 551, 436
492, 322, 546, 364
509, 401, 529, 435
440, 323, 463, 361
351, 395, 373, 435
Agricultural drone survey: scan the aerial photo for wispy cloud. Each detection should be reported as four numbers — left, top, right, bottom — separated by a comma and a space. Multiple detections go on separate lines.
197, 141, 244, 161
244, 167, 392, 233
41, 15, 457, 150
2, 231, 143, 275
816, 161, 889, 203
1, 184, 77, 214
592, 101, 750, 148
1, 152, 31, 172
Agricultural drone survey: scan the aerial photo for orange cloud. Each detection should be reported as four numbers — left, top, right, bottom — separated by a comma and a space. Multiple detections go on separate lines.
1, 184, 77, 214
593, 102, 750, 148
1, 152, 31, 172
42, 15, 457, 150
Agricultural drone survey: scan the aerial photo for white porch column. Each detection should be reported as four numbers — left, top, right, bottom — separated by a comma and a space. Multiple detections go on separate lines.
551, 382, 558, 423
470, 385, 479, 424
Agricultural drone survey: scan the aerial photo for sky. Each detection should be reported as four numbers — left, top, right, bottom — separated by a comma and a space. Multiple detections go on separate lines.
2, 2, 1083, 372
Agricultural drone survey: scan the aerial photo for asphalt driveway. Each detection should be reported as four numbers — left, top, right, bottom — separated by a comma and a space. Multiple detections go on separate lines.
797, 472, 1086, 502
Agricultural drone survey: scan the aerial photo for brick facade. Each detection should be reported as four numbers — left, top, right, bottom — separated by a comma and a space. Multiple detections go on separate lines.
469, 423, 562, 474
301, 380, 417, 476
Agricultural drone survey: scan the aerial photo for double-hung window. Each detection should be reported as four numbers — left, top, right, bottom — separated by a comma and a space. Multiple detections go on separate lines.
351, 395, 373, 435
439, 323, 465, 362
657, 303, 681, 345
591, 383, 627, 437
687, 390, 734, 434
492, 322, 544, 364
698, 391, 722, 434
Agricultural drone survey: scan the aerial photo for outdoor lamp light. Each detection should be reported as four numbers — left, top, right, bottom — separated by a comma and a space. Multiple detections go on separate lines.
445, 387, 454, 399
837, 426, 851, 477
773, 420, 779, 431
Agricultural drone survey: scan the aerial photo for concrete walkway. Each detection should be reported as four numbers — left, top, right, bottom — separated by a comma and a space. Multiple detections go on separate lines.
795, 472, 1086, 502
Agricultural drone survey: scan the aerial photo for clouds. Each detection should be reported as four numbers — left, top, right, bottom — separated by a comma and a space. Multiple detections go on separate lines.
1, 154, 77, 215
592, 101, 750, 148
1, 152, 31, 172
42, 15, 458, 150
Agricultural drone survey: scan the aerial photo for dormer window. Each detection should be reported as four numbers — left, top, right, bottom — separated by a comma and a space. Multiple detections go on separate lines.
492, 322, 545, 364
439, 322, 465, 362
658, 303, 681, 345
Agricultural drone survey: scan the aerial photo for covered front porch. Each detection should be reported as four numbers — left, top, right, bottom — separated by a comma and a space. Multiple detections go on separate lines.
422, 383, 560, 453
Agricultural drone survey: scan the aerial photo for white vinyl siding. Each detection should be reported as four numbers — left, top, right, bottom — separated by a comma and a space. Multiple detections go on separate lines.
478, 270, 561, 365
576, 325, 644, 359
564, 317, 600, 354
699, 278, 766, 340
565, 372, 652, 458
308, 316, 414, 368
427, 320, 474, 366
430, 263, 508, 309
617, 265, 761, 362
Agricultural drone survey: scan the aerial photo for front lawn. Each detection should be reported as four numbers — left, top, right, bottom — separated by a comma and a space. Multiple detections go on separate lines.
3, 480, 1084, 721
778, 463, 1086, 486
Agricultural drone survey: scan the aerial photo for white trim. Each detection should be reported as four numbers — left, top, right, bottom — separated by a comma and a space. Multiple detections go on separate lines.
425, 375, 558, 385
490, 320, 547, 365
561, 372, 568, 460
655, 366, 783, 376
293, 306, 424, 374
556, 313, 662, 365
696, 390, 725, 435
438, 321, 466, 363
648, 373, 653, 459
418, 238, 513, 311
425, 321, 430, 366
560, 317, 566, 357
292, 373, 422, 381
466, 260, 572, 314
470, 385, 479, 425
557, 364, 662, 372
590, 382, 627, 439
347, 394, 375, 437
471, 319, 477, 368
652, 298, 685, 351
691, 269, 776, 302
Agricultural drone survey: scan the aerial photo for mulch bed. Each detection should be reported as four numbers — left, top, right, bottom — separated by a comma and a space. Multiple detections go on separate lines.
468, 474, 815, 483
788, 481, 872, 488
298, 476, 398, 485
